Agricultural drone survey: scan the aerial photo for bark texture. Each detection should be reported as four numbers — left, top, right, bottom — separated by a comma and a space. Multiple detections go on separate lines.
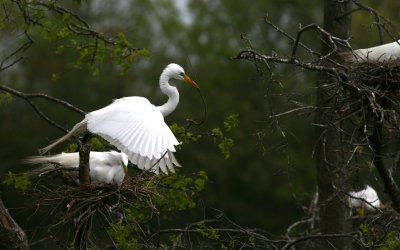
314, 0, 352, 249
0, 198, 29, 250
78, 140, 91, 186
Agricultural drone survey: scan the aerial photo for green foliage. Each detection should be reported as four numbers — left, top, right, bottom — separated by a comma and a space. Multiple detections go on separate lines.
113, 32, 150, 74
194, 170, 208, 191
196, 221, 220, 240
154, 171, 208, 211
89, 137, 109, 151
224, 114, 239, 131
211, 114, 239, 159
64, 142, 78, 153
219, 138, 234, 159
3, 171, 30, 191
359, 224, 400, 250
170, 114, 239, 159
170, 123, 202, 146
6, 0, 150, 77
108, 171, 208, 248
0, 92, 12, 105
380, 231, 400, 250
108, 222, 138, 250
221, 240, 235, 250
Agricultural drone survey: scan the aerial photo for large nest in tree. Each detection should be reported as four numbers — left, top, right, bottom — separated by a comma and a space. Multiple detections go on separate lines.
349, 60, 400, 115
28, 169, 206, 248
343, 60, 400, 127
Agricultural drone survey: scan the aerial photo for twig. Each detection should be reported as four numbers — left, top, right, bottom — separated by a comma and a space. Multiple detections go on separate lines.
234, 49, 347, 81
0, 84, 85, 132
281, 233, 359, 250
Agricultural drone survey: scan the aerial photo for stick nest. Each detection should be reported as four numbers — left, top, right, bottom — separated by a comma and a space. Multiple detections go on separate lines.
32, 174, 158, 228
344, 60, 400, 126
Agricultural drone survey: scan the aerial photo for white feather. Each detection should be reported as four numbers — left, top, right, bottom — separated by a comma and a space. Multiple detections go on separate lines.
349, 185, 381, 211
344, 40, 400, 63
86, 97, 180, 174
24, 151, 128, 186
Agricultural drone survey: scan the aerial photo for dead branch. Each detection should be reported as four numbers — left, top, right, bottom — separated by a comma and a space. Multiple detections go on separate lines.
0, 84, 85, 133
234, 49, 347, 81
0, 34, 34, 72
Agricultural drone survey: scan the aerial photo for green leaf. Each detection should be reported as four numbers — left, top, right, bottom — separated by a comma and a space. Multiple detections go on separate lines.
211, 128, 223, 142
194, 171, 208, 191
223, 114, 239, 131
170, 123, 202, 146
219, 138, 234, 159
3, 171, 31, 191
196, 221, 220, 240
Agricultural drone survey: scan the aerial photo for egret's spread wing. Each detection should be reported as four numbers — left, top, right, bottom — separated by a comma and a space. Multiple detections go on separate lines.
86, 97, 180, 174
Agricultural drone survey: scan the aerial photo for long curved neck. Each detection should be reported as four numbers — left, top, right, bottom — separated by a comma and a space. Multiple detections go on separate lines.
157, 72, 179, 117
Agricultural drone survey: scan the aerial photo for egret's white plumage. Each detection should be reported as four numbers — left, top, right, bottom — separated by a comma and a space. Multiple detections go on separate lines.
344, 40, 400, 63
39, 63, 198, 174
349, 185, 381, 211
24, 151, 128, 186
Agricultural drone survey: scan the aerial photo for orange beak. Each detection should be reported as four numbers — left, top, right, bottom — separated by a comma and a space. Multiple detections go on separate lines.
183, 74, 199, 88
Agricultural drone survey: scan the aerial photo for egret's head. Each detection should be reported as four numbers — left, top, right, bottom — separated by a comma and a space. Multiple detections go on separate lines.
165, 63, 199, 88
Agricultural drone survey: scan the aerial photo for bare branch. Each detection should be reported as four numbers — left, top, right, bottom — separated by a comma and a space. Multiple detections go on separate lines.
234, 49, 347, 81
281, 233, 360, 250
0, 84, 85, 133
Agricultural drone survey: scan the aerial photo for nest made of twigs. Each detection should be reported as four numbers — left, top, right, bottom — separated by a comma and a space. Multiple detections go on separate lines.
32, 174, 160, 224
343, 60, 400, 126
27, 172, 162, 246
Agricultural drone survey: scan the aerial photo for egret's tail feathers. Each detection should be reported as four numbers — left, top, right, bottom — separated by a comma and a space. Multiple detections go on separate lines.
39, 120, 87, 155
22, 155, 53, 165
23, 153, 79, 180
23, 152, 79, 167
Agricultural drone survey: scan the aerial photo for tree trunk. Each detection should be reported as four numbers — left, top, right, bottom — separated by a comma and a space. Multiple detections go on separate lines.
75, 139, 92, 249
314, 0, 352, 249
78, 140, 91, 186
0, 197, 29, 250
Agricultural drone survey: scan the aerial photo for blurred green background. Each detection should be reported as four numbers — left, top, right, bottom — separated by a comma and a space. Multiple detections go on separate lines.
1, 0, 400, 240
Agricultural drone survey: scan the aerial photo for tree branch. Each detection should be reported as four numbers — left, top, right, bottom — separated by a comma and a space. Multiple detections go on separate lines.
234, 49, 347, 81
0, 84, 85, 133
0, 196, 29, 250
371, 121, 400, 213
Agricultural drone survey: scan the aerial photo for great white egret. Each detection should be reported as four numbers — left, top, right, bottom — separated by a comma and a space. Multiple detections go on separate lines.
39, 63, 199, 174
24, 151, 128, 186
349, 185, 381, 211
344, 40, 400, 63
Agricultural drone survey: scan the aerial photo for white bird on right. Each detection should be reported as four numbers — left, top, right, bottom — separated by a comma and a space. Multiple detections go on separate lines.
24, 151, 128, 186
349, 185, 381, 211
343, 40, 400, 63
